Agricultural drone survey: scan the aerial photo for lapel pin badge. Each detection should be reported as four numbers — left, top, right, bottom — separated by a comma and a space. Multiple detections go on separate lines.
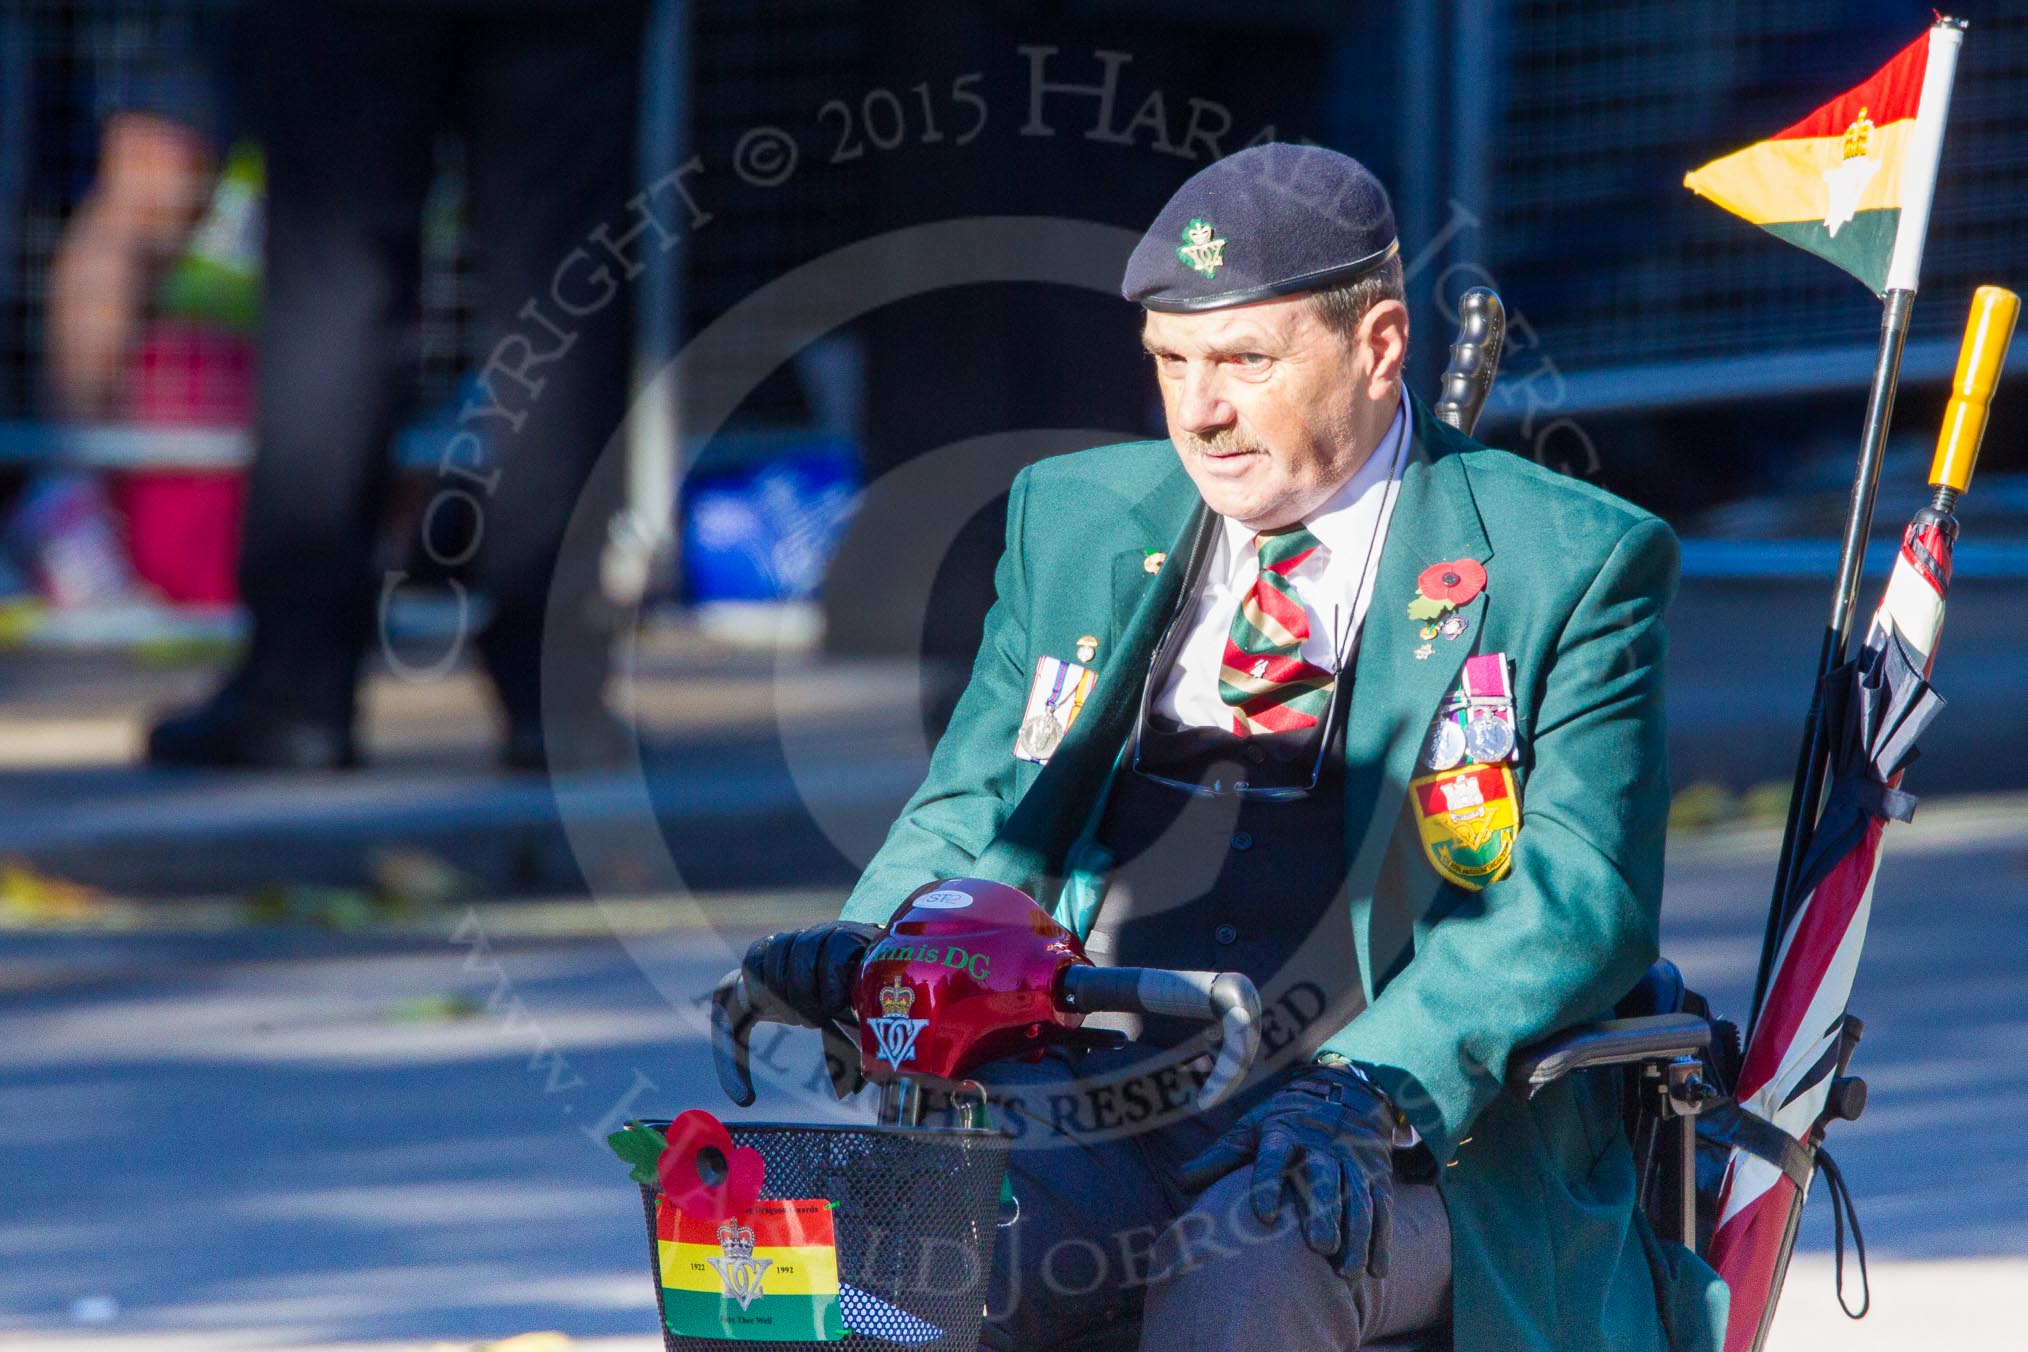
1076, 635, 1099, 663
1407, 558, 1486, 658
1143, 550, 1166, 575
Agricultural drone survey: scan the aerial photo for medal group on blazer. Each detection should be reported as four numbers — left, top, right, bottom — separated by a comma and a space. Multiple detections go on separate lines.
1411, 651, 1524, 891
1008, 543, 1525, 892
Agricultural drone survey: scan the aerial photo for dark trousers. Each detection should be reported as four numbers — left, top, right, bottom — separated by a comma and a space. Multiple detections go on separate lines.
238, 0, 643, 724
964, 1047, 1453, 1351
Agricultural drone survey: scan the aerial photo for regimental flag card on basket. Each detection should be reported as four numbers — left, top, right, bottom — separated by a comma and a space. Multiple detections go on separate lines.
657, 1196, 847, 1342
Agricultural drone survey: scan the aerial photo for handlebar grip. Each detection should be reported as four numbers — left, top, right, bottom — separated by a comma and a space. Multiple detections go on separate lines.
1930, 284, 2018, 497
1432, 286, 1507, 437
1058, 966, 1263, 1108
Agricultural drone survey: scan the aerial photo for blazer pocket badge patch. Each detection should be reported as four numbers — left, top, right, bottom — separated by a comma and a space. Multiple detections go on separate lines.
1411, 761, 1519, 891
1014, 655, 1097, 764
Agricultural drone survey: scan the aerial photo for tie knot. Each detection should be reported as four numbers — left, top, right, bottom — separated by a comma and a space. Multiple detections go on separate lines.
1253, 525, 1323, 572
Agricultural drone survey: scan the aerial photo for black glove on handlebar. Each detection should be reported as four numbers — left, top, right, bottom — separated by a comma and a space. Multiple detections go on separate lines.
1177, 1063, 1398, 1279
742, 922, 882, 1028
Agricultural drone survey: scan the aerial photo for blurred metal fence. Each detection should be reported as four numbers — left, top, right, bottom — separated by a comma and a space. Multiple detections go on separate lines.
1483, 0, 2028, 411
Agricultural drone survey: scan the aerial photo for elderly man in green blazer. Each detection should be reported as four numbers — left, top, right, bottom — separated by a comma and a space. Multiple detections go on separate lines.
748, 144, 1729, 1350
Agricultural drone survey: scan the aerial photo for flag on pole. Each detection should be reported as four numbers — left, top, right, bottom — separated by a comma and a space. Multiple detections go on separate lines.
1684, 22, 1964, 295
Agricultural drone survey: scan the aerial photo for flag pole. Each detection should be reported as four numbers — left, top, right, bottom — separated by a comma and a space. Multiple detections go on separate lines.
1748, 16, 1967, 1037
1752, 288, 1911, 1026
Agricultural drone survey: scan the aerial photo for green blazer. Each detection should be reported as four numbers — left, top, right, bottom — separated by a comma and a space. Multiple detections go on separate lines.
841, 397, 1729, 1351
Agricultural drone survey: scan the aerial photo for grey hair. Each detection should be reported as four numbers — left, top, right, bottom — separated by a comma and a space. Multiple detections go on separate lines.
1309, 253, 1406, 345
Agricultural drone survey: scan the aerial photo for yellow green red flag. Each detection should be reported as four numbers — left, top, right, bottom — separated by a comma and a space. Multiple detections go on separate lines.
1685, 23, 1963, 296
657, 1197, 846, 1342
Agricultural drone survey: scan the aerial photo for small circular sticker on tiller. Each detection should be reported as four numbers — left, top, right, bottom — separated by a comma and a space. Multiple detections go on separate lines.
913, 889, 975, 910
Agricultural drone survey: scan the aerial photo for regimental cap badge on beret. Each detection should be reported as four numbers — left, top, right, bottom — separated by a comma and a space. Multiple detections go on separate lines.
1124, 142, 1399, 313
1177, 218, 1226, 278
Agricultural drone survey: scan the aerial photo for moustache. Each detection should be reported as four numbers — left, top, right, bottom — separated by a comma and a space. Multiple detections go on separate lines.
1180, 428, 1269, 457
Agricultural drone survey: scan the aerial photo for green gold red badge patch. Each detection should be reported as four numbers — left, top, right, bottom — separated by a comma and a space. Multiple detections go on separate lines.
1410, 761, 1518, 890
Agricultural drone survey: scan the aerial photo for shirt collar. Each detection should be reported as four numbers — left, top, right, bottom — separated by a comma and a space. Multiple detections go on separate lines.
1218, 390, 1409, 565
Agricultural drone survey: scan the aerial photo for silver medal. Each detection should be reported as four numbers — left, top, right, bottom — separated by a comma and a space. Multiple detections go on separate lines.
1464, 711, 1515, 763
1423, 717, 1466, 770
1018, 712, 1064, 760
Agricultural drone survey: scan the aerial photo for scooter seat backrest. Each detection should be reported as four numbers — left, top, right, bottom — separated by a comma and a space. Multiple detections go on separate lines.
1615, 957, 1686, 1019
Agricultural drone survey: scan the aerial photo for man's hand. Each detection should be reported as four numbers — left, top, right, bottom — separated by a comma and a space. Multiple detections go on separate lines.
742, 922, 883, 1027
1178, 1063, 1398, 1278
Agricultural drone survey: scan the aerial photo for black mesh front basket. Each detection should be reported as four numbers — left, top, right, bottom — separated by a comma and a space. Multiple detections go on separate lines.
637, 1121, 1010, 1351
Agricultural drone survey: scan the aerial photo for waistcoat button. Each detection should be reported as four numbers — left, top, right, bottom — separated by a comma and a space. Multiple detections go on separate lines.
1231, 831, 1254, 852
1214, 924, 1238, 945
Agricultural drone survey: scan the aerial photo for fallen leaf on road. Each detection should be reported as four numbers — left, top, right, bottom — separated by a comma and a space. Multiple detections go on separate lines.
372, 846, 474, 915
245, 883, 379, 931
1740, 780, 1792, 825
0, 598, 44, 647
1669, 782, 1736, 833
0, 860, 105, 925
387, 992, 484, 1023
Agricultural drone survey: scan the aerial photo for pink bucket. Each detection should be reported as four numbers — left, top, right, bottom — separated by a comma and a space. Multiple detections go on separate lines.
115, 321, 253, 605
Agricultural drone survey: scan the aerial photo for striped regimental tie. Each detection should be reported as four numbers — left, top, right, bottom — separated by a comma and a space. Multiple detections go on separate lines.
1218, 525, 1336, 736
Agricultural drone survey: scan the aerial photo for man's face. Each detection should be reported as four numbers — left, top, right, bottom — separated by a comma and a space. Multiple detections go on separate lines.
1142, 293, 1407, 531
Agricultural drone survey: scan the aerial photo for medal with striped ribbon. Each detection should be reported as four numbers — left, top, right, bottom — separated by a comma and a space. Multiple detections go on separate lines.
1217, 525, 1335, 736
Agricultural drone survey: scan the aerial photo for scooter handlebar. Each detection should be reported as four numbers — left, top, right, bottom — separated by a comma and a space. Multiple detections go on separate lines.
713, 960, 1265, 1112
710, 967, 862, 1107
1057, 965, 1263, 1109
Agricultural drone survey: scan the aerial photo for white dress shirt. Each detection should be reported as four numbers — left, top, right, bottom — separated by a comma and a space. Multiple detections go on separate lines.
1154, 396, 1409, 729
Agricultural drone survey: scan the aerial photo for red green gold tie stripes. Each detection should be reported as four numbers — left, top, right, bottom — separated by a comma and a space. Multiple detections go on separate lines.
1218, 525, 1335, 736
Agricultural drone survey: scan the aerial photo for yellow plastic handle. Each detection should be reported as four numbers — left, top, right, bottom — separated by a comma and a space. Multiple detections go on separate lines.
1930, 285, 2020, 495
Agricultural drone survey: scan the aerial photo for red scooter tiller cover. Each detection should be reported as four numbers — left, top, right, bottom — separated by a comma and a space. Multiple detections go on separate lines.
851, 878, 1092, 1087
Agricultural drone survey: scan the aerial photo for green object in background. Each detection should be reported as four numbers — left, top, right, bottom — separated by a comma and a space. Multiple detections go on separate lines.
245, 882, 377, 931
1739, 780, 1793, 826
130, 635, 245, 669
156, 142, 263, 331
1669, 781, 1738, 833
386, 993, 482, 1024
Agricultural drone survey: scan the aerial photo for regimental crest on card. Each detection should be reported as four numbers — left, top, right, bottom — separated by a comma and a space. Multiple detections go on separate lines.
1409, 762, 1520, 891
706, 1220, 773, 1311
1014, 655, 1098, 764
867, 979, 931, 1067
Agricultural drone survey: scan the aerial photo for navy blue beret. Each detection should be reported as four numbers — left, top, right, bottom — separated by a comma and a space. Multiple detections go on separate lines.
1122, 143, 1399, 313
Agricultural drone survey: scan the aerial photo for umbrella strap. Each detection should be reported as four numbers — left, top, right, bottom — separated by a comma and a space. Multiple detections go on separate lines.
1816, 1146, 1871, 1320
1696, 1101, 1813, 1191
1843, 778, 1921, 824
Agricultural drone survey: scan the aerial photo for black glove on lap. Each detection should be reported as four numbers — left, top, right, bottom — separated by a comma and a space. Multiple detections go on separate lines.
1177, 1062, 1399, 1279
742, 921, 883, 1027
